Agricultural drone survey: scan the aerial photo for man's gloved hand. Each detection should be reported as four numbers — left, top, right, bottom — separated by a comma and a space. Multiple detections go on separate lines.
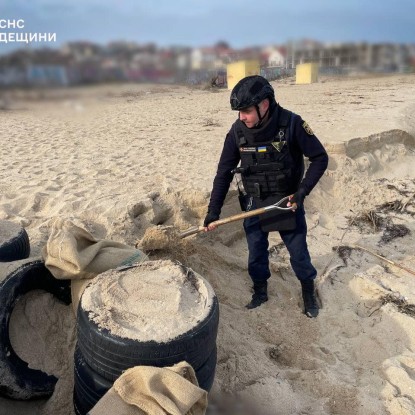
203, 211, 220, 228
289, 188, 306, 209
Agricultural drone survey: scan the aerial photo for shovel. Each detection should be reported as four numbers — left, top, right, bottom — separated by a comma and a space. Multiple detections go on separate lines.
180, 196, 293, 239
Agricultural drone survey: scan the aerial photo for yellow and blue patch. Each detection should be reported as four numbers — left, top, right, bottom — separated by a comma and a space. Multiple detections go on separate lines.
257, 146, 267, 153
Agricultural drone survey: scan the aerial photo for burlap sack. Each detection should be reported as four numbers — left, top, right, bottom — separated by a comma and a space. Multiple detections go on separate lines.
89, 361, 208, 415
42, 218, 148, 312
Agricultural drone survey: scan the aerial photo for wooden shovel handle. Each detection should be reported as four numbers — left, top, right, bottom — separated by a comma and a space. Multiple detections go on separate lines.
179, 206, 269, 239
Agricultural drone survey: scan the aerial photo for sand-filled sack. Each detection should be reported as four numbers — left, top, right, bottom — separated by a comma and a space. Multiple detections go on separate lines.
42, 218, 147, 280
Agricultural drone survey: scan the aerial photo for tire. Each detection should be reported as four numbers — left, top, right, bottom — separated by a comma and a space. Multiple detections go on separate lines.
77, 293, 219, 383
73, 345, 112, 415
0, 260, 71, 399
72, 345, 216, 415
73, 388, 92, 415
196, 346, 217, 392
0, 221, 30, 262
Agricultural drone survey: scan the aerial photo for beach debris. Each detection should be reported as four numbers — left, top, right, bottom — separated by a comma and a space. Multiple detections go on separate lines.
347, 208, 411, 244
380, 293, 415, 318
378, 197, 415, 216
380, 223, 410, 244
339, 244, 415, 277
333, 245, 353, 266
376, 180, 415, 215
347, 209, 386, 232
319, 210, 358, 286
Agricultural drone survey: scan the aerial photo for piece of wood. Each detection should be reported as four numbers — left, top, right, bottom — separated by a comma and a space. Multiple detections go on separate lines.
180, 203, 291, 239
348, 244, 415, 277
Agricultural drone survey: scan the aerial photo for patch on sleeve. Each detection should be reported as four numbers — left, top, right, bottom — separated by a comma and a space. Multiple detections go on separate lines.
302, 121, 314, 136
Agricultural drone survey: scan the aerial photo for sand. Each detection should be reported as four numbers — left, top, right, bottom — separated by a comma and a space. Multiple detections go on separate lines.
81, 260, 214, 342
0, 73, 415, 414
0, 220, 22, 244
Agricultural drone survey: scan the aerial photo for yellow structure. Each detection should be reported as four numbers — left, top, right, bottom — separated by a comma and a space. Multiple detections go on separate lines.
227, 60, 260, 90
296, 63, 319, 84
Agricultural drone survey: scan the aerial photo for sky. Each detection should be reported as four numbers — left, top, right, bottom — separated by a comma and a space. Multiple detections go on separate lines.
1, 0, 415, 54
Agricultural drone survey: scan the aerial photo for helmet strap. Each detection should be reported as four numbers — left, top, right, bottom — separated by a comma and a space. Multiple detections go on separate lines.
254, 104, 270, 127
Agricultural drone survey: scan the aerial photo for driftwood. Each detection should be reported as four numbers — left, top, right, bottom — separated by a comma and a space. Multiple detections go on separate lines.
317, 238, 415, 308
346, 244, 415, 277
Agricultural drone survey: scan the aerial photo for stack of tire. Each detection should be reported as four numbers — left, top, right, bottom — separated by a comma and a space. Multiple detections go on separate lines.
73, 268, 219, 415
0, 221, 71, 400
0, 220, 30, 263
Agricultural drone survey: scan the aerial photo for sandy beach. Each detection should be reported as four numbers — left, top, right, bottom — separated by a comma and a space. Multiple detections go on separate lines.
1, 73, 415, 415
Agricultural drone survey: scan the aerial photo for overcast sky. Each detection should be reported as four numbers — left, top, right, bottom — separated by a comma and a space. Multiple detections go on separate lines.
1, 0, 415, 54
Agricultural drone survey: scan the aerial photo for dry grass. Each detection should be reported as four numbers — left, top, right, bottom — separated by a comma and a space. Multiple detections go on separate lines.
348, 209, 386, 232
380, 293, 415, 317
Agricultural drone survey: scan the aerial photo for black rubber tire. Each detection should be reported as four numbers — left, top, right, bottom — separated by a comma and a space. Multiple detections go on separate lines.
73, 345, 112, 414
0, 260, 71, 400
196, 346, 217, 392
73, 389, 90, 415
77, 294, 219, 383
73, 345, 216, 415
0, 222, 30, 262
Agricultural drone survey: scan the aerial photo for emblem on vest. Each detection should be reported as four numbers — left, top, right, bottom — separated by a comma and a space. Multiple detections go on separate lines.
240, 147, 256, 152
271, 141, 285, 152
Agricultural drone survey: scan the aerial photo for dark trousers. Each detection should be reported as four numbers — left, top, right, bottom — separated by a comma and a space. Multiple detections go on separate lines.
243, 206, 317, 284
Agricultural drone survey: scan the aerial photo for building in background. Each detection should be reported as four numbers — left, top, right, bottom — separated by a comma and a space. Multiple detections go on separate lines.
286, 40, 412, 75
0, 39, 414, 87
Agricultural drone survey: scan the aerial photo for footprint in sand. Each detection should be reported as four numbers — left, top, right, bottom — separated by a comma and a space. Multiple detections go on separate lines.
129, 197, 172, 226
382, 352, 415, 413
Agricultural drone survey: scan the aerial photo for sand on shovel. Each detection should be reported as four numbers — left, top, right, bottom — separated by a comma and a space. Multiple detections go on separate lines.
136, 225, 198, 264
136, 226, 180, 251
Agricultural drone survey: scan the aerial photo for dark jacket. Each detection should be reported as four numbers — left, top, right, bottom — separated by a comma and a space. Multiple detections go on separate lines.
208, 105, 328, 223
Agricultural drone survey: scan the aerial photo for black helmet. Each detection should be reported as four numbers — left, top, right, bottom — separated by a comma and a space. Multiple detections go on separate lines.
230, 75, 275, 111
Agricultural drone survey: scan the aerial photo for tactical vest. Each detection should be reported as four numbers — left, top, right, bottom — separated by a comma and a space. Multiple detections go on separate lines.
235, 108, 300, 200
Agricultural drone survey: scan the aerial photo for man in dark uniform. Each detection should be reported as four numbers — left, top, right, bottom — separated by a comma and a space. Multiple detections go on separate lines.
203, 75, 328, 317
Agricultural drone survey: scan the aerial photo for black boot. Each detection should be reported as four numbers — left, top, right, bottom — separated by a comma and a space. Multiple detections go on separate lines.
246, 281, 268, 309
301, 280, 319, 318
